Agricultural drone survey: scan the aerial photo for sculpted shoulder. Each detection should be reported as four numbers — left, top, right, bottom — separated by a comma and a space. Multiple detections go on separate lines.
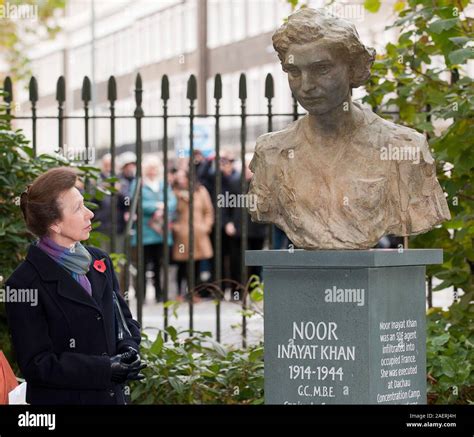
366, 110, 433, 164
250, 119, 302, 172
254, 119, 302, 153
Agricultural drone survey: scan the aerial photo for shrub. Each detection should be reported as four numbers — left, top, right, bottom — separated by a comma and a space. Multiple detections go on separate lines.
130, 327, 264, 405
427, 303, 474, 404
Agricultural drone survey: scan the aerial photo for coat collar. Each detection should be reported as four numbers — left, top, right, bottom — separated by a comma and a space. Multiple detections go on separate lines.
26, 244, 107, 312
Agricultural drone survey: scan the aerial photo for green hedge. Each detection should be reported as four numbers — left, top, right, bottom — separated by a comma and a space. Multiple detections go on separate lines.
130, 327, 264, 405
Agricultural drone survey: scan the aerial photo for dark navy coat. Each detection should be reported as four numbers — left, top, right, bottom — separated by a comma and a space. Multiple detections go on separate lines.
5, 244, 141, 405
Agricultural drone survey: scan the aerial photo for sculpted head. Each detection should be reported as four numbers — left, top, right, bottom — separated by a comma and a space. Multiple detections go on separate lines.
272, 8, 376, 115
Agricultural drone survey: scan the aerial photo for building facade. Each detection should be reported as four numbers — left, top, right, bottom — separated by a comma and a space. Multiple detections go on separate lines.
8, 0, 399, 160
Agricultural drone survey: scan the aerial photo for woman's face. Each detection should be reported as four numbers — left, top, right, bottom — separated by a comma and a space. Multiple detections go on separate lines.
50, 187, 94, 246
283, 41, 351, 115
144, 164, 159, 180
175, 170, 188, 189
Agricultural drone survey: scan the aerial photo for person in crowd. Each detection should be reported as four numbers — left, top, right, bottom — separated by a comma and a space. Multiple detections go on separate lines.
118, 151, 137, 203
93, 153, 128, 248
117, 151, 137, 246
193, 149, 215, 197
224, 153, 267, 300
376, 235, 404, 248
5, 167, 145, 405
172, 169, 214, 300
218, 150, 243, 294
192, 149, 245, 296
93, 154, 113, 241
192, 150, 216, 281
130, 156, 176, 303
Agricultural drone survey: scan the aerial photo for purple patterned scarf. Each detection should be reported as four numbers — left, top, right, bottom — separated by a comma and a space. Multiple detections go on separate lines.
36, 236, 93, 296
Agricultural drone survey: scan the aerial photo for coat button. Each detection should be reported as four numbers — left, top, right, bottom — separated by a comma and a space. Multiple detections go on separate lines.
96, 314, 102, 321
102, 352, 108, 356
109, 389, 115, 397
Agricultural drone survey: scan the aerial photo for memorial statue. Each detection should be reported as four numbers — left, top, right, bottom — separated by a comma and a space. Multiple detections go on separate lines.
248, 8, 450, 249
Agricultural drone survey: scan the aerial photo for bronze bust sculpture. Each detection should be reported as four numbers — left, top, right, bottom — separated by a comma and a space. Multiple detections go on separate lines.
248, 8, 450, 249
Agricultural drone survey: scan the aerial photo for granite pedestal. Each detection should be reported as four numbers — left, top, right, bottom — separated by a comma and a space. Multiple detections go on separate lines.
245, 249, 443, 404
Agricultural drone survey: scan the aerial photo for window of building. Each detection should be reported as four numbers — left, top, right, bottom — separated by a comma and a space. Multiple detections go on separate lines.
174, 4, 184, 56
221, 0, 232, 45
232, 0, 246, 42
246, 0, 261, 37
184, 1, 196, 53
162, 9, 172, 59
207, 0, 219, 48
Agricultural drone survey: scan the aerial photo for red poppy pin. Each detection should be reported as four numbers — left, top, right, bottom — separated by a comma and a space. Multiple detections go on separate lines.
93, 258, 107, 273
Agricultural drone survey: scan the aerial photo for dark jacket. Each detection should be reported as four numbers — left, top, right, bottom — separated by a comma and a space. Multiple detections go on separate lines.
94, 172, 129, 235
5, 244, 141, 405
222, 171, 266, 240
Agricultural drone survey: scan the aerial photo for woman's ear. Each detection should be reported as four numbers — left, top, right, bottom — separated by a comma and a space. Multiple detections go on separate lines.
50, 222, 62, 235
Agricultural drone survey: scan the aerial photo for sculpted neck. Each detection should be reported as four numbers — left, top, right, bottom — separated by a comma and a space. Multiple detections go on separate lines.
308, 97, 360, 139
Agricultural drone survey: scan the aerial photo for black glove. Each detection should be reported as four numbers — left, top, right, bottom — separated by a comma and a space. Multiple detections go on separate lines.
110, 348, 147, 383
123, 347, 147, 381
110, 353, 141, 383
120, 346, 139, 364
126, 365, 147, 381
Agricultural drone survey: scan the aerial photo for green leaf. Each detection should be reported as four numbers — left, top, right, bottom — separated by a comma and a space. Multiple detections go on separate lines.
448, 48, 474, 65
250, 287, 263, 302
77, 165, 100, 172
249, 347, 263, 362
21, 146, 34, 158
449, 37, 471, 47
393, 1, 405, 12
165, 325, 178, 341
168, 377, 185, 394
428, 18, 459, 34
364, 0, 381, 13
150, 333, 164, 355
438, 356, 457, 378
287, 0, 299, 10
430, 332, 450, 347
208, 339, 228, 358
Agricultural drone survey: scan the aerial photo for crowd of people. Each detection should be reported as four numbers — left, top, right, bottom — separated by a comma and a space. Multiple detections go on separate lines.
94, 148, 270, 304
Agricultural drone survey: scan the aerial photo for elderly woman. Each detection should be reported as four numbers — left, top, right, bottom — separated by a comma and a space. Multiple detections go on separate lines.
5, 167, 145, 405
130, 156, 177, 303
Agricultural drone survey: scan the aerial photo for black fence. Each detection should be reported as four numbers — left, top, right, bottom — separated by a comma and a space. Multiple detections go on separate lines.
3, 72, 442, 347
3, 72, 307, 347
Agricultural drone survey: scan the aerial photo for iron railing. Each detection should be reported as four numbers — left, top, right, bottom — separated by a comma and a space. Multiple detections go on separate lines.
5, 72, 435, 345
3, 72, 306, 347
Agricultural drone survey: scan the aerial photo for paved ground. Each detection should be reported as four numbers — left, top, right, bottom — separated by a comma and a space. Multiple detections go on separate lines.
129, 297, 264, 348
127, 270, 264, 348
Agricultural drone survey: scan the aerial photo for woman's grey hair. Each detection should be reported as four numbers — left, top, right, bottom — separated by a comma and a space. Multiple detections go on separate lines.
272, 8, 376, 88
